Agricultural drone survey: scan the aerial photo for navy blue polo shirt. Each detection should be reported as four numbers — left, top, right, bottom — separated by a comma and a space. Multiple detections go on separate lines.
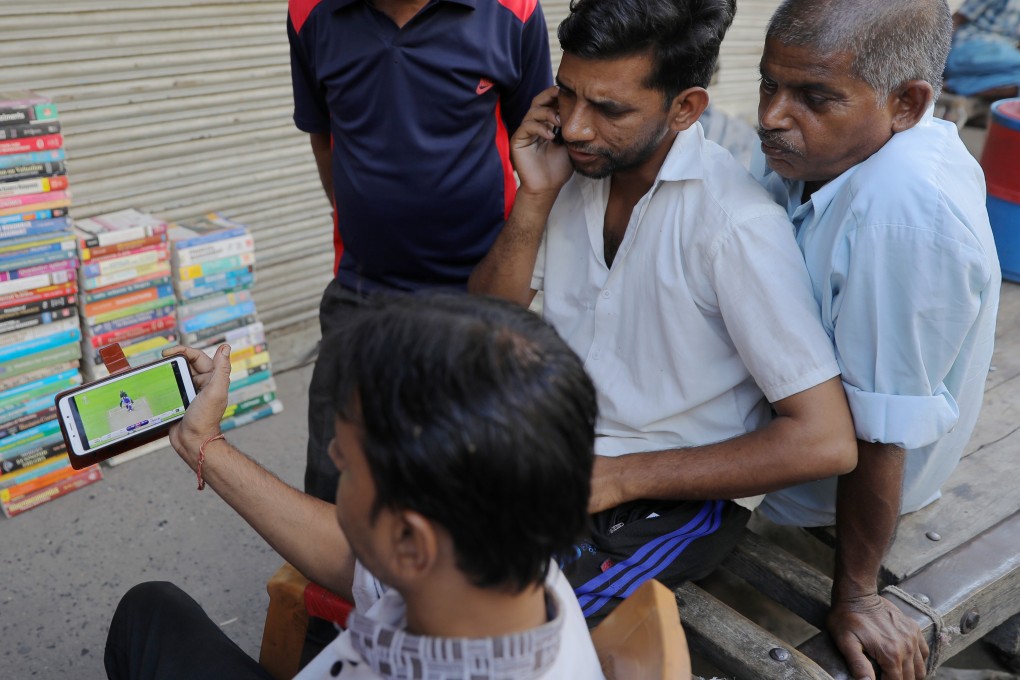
288, 0, 552, 292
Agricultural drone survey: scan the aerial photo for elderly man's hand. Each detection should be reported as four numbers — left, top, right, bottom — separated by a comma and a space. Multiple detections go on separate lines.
162, 344, 231, 460
828, 593, 929, 680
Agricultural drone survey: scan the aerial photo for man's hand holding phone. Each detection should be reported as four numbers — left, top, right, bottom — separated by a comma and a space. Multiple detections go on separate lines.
162, 344, 231, 465
512, 86, 573, 197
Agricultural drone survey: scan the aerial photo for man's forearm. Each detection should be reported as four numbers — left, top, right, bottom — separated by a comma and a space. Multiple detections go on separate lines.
467, 189, 557, 306
832, 440, 905, 601
589, 376, 857, 511
178, 437, 356, 600
309, 132, 334, 206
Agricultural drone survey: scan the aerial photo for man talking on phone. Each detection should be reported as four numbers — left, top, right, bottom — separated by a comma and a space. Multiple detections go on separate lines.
469, 0, 857, 624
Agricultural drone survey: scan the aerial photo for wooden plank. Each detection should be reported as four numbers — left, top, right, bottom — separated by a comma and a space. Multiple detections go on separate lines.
882, 430, 1020, 583
800, 511, 1020, 675
676, 583, 834, 680
721, 530, 833, 629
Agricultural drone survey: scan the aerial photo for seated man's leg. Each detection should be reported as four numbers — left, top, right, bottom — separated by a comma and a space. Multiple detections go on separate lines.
105, 582, 271, 680
564, 499, 750, 627
945, 34, 1020, 97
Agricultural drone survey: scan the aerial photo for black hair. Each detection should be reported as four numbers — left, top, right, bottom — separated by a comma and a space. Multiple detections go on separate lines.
323, 293, 597, 593
558, 0, 736, 103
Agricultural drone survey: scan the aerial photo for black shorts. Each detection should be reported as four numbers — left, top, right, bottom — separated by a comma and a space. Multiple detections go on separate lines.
562, 499, 749, 626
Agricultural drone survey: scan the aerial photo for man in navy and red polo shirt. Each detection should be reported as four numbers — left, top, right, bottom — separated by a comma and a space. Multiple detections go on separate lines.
287, 0, 552, 502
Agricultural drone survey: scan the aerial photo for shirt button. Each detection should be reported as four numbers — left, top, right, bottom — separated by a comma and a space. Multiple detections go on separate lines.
601, 290, 611, 298
330, 660, 344, 676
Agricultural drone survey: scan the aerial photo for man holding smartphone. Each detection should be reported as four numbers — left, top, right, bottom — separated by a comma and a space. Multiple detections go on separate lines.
104, 295, 606, 680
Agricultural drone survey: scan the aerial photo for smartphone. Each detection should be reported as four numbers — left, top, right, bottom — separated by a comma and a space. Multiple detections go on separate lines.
552, 126, 564, 145
55, 354, 197, 469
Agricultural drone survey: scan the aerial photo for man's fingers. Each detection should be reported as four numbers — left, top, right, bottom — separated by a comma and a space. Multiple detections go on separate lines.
164, 345, 215, 375
912, 640, 927, 679
835, 635, 876, 680
210, 344, 232, 386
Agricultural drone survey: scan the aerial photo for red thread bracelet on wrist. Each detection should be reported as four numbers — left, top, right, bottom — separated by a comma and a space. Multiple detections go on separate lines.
197, 433, 225, 490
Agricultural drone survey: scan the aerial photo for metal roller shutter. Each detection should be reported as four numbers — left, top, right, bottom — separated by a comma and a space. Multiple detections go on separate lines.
0, 0, 331, 369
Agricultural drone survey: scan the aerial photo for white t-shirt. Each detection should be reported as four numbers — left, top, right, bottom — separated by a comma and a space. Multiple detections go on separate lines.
296, 562, 605, 680
533, 124, 839, 462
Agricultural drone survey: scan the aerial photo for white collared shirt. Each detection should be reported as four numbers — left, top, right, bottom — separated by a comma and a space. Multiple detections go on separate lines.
755, 110, 1001, 527
532, 124, 839, 460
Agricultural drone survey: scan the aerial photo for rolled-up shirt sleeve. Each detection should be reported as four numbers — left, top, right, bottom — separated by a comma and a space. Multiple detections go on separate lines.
834, 223, 988, 449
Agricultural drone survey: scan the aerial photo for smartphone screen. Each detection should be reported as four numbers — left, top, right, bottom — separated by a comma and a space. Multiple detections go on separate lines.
65, 359, 192, 454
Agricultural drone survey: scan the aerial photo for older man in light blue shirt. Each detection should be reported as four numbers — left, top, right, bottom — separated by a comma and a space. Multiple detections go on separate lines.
751, 1, 1000, 679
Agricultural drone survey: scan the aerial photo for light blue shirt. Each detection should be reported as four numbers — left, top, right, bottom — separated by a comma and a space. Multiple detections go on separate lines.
755, 111, 1001, 527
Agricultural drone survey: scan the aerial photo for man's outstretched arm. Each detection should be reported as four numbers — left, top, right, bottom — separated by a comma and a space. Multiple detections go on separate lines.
166, 345, 356, 600
588, 375, 857, 511
828, 441, 928, 680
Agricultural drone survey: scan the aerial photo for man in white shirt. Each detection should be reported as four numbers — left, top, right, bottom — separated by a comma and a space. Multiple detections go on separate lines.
470, 0, 857, 626
752, 1, 1001, 678
104, 294, 605, 680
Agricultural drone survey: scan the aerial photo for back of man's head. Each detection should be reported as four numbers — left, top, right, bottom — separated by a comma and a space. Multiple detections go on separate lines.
324, 293, 597, 593
558, 0, 736, 103
767, 0, 952, 101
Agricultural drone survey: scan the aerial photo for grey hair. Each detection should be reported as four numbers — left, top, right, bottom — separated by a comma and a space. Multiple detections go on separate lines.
767, 0, 952, 103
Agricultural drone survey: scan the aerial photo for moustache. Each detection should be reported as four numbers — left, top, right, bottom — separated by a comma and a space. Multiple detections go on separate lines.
757, 128, 802, 156
566, 142, 609, 157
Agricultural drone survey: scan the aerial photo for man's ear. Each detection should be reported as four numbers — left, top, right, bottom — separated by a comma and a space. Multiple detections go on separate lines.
890, 80, 933, 133
389, 510, 438, 582
668, 86, 710, 132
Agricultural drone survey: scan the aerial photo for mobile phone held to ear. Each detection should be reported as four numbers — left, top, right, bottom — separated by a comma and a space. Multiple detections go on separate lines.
55, 354, 197, 470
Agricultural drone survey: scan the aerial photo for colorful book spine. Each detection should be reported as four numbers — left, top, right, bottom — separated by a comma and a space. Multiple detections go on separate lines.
0, 175, 68, 197
0, 216, 71, 239
0, 463, 79, 503
0, 404, 58, 442
0, 269, 74, 296
81, 261, 171, 290
0, 280, 76, 305
0, 455, 69, 491
0, 197, 72, 218
0, 419, 62, 457
177, 252, 256, 281
0, 120, 61, 141
0, 94, 58, 125
0, 360, 77, 392
86, 314, 175, 348
180, 301, 256, 334
0, 134, 63, 156
0, 289, 76, 321
170, 225, 248, 250
0, 367, 81, 408
0, 206, 66, 225
83, 283, 174, 319
219, 399, 283, 433
0, 248, 77, 275
0, 327, 81, 362
82, 275, 172, 304
0, 256, 76, 283
0, 315, 79, 348
177, 290, 252, 316
1, 438, 66, 478
173, 234, 254, 266
0, 160, 65, 183
0, 305, 76, 335
1, 467, 103, 518
0, 150, 64, 170
79, 246, 167, 278
81, 233, 167, 261
178, 269, 253, 299
88, 297, 175, 328
184, 313, 257, 346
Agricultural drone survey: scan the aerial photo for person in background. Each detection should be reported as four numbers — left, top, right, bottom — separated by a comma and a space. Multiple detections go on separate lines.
944, 0, 1020, 99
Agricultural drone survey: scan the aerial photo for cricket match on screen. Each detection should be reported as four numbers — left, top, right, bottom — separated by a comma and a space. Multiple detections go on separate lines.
71, 363, 187, 450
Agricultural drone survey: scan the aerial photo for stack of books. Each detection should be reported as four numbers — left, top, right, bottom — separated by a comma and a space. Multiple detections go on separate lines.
75, 209, 175, 380
170, 213, 281, 432
0, 92, 103, 518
